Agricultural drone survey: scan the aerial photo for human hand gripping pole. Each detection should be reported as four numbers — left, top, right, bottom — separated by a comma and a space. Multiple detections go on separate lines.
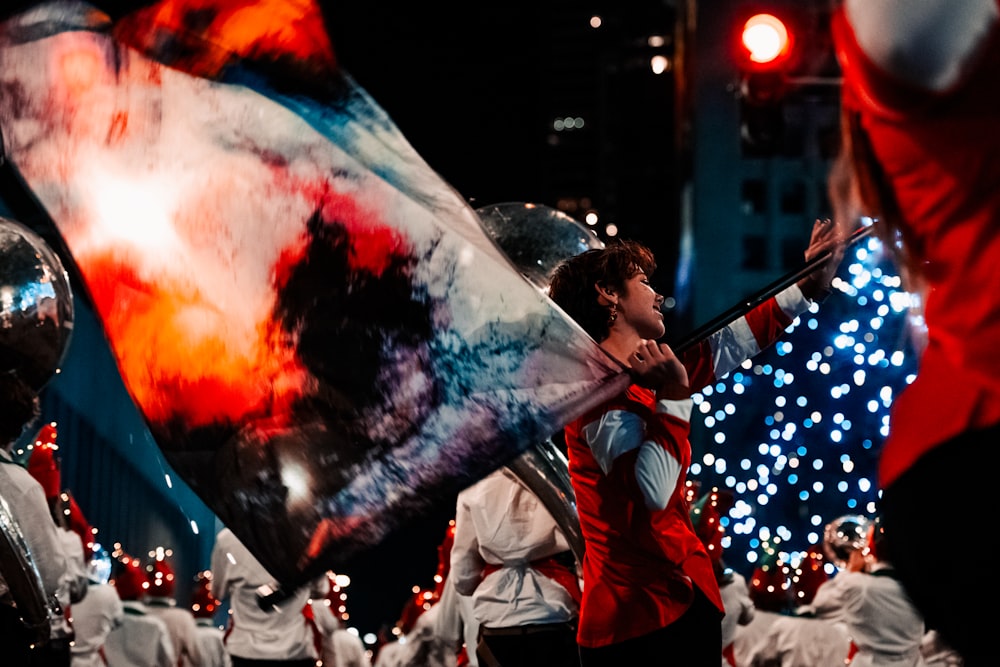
628, 338, 690, 401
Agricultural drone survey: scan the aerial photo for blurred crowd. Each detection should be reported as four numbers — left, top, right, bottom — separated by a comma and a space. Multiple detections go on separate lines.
0, 388, 370, 667
0, 375, 967, 667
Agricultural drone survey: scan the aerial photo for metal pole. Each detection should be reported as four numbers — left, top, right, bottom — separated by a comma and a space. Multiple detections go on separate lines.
670, 224, 874, 355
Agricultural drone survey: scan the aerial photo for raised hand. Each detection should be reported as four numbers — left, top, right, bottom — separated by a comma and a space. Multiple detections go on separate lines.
797, 218, 847, 301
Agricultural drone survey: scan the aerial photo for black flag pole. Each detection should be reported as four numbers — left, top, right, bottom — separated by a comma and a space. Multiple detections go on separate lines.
669, 223, 875, 356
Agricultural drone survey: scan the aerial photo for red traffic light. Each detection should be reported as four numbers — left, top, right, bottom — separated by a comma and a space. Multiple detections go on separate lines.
741, 13, 791, 67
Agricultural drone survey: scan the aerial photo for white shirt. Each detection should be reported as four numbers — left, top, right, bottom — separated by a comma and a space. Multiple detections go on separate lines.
210, 527, 327, 661
801, 569, 853, 623
56, 526, 88, 610
310, 599, 371, 667
146, 596, 205, 667
720, 571, 754, 665
839, 566, 927, 667
194, 617, 232, 667
920, 630, 963, 666
104, 599, 177, 667
0, 449, 69, 597
69, 581, 125, 667
373, 639, 406, 667
450, 467, 577, 628
431, 575, 478, 667
373, 604, 452, 667
744, 612, 851, 667
733, 609, 781, 667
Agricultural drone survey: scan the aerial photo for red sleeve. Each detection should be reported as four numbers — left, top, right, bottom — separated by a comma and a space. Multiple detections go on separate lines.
680, 294, 795, 391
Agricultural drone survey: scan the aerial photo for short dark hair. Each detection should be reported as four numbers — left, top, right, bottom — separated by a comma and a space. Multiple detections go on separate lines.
547, 239, 656, 342
0, 372, 40, 446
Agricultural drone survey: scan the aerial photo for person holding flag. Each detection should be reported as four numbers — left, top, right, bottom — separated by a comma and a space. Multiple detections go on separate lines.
547, 219, 842, 666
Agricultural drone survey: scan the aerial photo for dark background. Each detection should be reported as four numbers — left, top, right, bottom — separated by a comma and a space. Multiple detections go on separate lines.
325, 4, 551, 207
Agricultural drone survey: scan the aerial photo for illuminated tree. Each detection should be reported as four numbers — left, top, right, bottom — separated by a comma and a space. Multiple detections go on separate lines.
688, 236, 920, 573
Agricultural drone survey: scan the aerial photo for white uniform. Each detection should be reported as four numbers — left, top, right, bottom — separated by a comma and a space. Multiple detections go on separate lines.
733, 609, 781, 667
720, 571, 754, 666
56, 526, 89, 609
450, 467, 577, 628
744, 613, 852, 667
210, 527, 327, 662
69, 581, 125, 667
920, 630, 963, 667
146, 596, 205, 667
373, 603, 451, 667
194, 617, 231, 667
431, 575, 478, 667
0, 450, 68, 597
839, 565, 927, 667
310, 599, 371, 667
803, 569, 853, 623
104, 599, 177, 667
372, 639, 406, 667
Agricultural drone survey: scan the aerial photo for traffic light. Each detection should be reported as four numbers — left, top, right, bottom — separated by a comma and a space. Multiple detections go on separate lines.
735, 11, 796, 155
741, 13, 792, 66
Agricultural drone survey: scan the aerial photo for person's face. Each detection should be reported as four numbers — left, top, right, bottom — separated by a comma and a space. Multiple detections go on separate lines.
618, 270, 665, 339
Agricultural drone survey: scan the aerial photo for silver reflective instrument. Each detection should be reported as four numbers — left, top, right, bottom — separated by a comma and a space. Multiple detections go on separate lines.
822, 514, 872, 569
0, 216, 74, 390
506, 438, 584, 565
476, 202, 603, 291
476, 202, 601, 567
0, 494, 52, 647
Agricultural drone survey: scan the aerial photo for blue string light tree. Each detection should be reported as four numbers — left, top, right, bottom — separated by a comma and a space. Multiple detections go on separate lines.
687, 233, 922, 579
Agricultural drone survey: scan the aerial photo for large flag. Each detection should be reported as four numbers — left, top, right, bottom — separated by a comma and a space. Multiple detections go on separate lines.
0, 1, 628, 590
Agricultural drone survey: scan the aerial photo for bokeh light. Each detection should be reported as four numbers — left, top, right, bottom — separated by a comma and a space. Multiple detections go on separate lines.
688, 237, 919, 574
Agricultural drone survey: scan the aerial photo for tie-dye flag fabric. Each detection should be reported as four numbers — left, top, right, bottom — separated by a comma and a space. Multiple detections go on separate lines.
0, 1, 628, 590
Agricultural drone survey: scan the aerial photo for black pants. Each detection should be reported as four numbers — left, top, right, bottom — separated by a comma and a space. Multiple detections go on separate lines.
881, 422, 997, 667
578, 586, 722, 667
0, 604, 33, 666
230, 658, 315, 667
26, 642, 71, 667
477, 622, 579, 667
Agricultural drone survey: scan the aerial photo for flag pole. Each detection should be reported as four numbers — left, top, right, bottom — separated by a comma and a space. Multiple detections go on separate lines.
670, 224, 875, 356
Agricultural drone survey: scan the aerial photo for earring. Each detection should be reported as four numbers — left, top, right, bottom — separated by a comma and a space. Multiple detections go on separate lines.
607, 303, 618, 326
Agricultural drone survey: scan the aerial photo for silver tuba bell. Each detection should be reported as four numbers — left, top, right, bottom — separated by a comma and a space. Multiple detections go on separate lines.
822, 514, 872, 569
506, 438, 584, 565
1, 495, 53, 648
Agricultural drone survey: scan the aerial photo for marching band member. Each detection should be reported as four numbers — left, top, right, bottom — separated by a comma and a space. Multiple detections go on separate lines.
547, 223, 842, 666
831, 2, 1000, 663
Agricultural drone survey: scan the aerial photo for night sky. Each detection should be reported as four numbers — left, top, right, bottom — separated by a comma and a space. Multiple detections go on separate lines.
324, 4, 551, 208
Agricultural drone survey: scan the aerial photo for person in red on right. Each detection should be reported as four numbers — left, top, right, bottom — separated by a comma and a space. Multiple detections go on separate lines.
830, 2, 1000, 664
546, 223, 842, 666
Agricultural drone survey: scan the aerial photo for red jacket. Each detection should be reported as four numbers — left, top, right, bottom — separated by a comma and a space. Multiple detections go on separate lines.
833, 4, 1000, 488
